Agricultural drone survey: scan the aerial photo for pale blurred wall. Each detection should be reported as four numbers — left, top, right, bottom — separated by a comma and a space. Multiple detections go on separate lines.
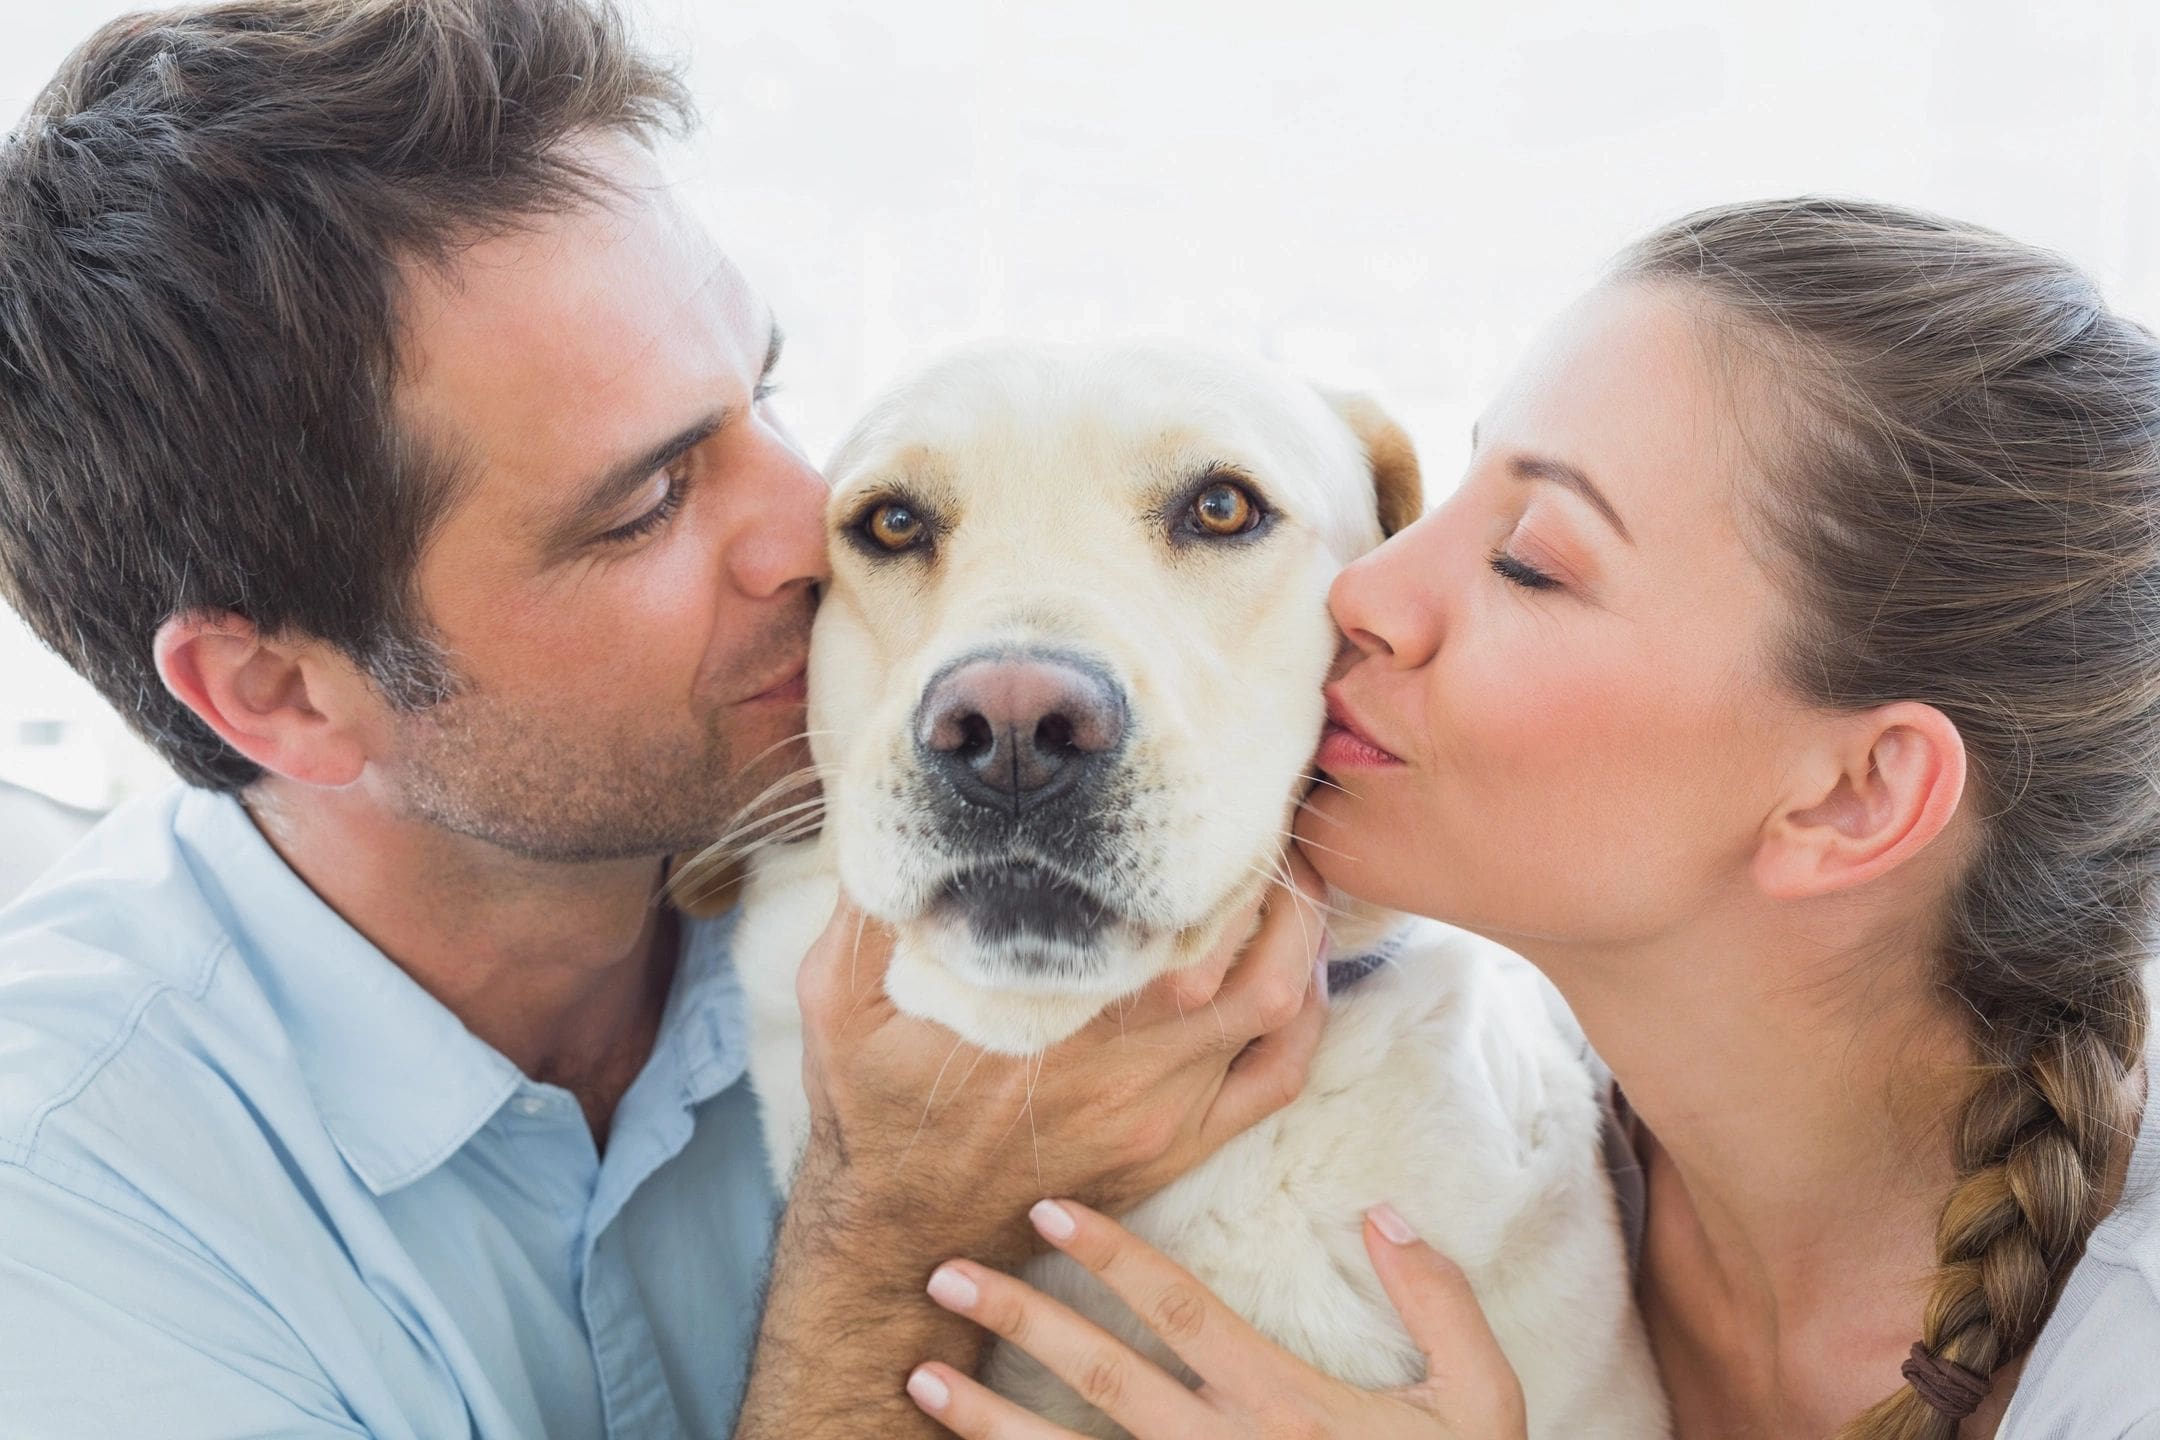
3, 0, 2156, 806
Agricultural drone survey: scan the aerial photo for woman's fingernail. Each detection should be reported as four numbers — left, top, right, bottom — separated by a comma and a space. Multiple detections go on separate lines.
1368, 1202, 1418, 1245
1312, 956, 1331, 1008
1030, 1198, 1078, 1243
907, 1366, 951, 1412
927, 1264, 978, 1309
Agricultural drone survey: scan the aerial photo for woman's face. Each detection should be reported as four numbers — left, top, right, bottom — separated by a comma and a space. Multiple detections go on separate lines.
1302, 281, 1806, 949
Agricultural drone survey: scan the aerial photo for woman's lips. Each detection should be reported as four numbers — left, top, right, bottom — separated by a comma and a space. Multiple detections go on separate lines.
1317, 687, 1403, 770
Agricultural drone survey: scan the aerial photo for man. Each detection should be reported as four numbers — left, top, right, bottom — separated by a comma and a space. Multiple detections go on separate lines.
0, 2, 1328, 1436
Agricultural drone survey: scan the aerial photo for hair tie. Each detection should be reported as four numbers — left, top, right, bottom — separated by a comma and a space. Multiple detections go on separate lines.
1901, 1342, 1989, 1420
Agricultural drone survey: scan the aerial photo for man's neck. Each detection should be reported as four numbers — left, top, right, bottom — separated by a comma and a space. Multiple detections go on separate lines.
244, 776, 680, 1144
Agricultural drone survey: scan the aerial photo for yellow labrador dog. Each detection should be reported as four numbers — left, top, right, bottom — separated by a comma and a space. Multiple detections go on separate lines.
721, 342, 1668, 1438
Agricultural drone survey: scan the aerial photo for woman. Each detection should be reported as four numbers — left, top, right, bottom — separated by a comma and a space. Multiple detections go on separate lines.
899, 198, 2160, 1438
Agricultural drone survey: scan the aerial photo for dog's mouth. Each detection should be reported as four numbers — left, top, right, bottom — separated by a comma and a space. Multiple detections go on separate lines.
929, 859, 1123, 959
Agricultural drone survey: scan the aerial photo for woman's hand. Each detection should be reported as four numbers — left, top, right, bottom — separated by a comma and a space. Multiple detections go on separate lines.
905, 1197, 1529, 1440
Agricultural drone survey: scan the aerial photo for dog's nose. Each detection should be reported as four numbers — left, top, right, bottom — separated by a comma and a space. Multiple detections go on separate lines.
916, 654, 1127, 809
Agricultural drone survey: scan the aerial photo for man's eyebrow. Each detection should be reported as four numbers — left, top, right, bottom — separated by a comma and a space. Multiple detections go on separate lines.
1510, 454, 1633, 544
544, 319, 785, 550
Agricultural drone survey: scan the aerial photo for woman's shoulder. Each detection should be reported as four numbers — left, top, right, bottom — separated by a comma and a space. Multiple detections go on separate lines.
2002, 1235, 2160, 1437
2001, 1023, 2160, 1439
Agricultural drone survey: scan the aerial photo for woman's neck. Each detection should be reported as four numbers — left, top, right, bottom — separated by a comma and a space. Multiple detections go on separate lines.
1527, 907, 1978, 1435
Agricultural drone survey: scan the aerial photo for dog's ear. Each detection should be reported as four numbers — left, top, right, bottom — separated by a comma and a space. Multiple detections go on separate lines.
1319, 389, 1423, 538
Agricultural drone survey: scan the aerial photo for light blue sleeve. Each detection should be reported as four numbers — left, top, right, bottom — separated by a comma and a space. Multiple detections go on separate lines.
0, 1156, 370, 1439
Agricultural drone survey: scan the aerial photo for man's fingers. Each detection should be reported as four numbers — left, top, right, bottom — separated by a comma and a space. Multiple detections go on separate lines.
919, 1259, 1213, 1435
1279, 844, 1330, 917
1154, 891, 1264, 1013
795, 896, 898, 1032
1209, 866, 1327, 1044
1139, 844, 1333, 1020
906, 1361, 1091, 1440
1198, 967, 1326, 1149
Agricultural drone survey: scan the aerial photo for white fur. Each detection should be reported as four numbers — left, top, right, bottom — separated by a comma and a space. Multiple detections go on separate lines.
732, 340, 1670, 1437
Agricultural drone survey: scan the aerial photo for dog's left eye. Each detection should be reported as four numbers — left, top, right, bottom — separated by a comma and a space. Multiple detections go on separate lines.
862, 501, 927, 552
1190, 481, 1261, 537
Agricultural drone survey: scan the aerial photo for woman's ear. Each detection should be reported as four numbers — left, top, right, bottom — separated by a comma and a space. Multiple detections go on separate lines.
153, 611, 373, 788
1752, 701, 1969, 901
1320, 389, 1424, 537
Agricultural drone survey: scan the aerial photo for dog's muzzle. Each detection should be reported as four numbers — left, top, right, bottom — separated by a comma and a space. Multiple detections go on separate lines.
914, 649, 1128, 813
911, 647, 1135, 966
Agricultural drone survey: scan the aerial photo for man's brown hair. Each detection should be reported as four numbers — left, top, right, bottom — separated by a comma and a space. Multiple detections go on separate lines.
0, 0, 692, 790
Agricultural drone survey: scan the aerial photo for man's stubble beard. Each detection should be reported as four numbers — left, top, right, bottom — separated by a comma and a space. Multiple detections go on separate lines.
391, 665, 815, 867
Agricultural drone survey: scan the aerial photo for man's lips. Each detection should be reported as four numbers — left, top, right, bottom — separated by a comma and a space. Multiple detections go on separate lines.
744, 661, 809, 704
1317, 685, 1403, 769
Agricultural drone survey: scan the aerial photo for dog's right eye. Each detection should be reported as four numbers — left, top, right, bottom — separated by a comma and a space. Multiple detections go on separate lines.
860, 501, 927, 553
1170, 473, 1272, 544
1192, 481, 1258, 536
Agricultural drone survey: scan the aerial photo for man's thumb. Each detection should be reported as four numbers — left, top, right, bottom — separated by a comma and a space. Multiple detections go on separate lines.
797, 895, 896, 1028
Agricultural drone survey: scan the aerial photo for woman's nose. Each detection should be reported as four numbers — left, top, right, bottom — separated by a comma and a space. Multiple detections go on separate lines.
1327, 521, 1442, 670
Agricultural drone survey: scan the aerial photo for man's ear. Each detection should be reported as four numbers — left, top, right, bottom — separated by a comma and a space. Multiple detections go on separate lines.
1320, 389, 1423, 538
1752, 701, 1969, 902
153, 611, 372, 788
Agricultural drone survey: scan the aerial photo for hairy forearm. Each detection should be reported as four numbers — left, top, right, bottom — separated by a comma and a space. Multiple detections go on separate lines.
734, 1163, 997, 1439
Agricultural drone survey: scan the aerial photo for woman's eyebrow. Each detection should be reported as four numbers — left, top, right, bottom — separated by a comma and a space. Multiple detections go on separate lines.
1511, 454, 1634, 545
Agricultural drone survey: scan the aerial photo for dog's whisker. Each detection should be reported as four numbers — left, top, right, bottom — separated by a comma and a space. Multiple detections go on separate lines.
897, 1034, 972, 1171
993, 1058, 1036, 1151
1278, 829, 1355, 862
1290, 797, 1347, 828
1240, 857, 1355, 926
947, 1044, 993, 1102
1025, 1049, 1045, 1192
721, 808, 828, 841
666, 764, 839, 905
836, 908, 877, 1034
708, 799, 830, 846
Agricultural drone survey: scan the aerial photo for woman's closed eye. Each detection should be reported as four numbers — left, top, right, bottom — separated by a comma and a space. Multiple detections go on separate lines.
1488, 547, 1561, 591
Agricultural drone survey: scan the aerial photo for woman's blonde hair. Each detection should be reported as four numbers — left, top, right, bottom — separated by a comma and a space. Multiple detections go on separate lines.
1619, 198, 2157, 1437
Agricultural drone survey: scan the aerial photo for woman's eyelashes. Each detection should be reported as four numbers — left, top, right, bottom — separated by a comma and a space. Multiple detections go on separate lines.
1487, 547, 1561, 591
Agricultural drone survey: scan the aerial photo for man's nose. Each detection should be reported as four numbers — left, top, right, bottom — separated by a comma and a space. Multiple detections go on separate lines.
728, 426, 831, 599
915, 652, 1127, 812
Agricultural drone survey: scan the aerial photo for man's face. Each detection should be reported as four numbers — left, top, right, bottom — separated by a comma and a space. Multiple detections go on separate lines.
379, 137, 827, 863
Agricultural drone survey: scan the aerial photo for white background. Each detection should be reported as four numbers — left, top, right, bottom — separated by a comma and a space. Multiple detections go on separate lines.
3, 0, 2157, 807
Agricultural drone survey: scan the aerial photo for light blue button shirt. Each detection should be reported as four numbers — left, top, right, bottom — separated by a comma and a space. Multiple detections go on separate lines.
0, 785, 781, 1438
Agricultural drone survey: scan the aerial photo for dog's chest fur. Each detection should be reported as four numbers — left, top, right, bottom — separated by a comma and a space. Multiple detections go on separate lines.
732, 842, 1669, 1439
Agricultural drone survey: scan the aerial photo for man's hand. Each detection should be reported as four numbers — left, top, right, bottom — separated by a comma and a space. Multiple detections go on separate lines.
735, 853, 1331, 1438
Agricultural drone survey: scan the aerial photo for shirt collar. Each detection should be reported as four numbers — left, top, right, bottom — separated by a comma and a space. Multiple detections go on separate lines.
172, 787, 745, 1195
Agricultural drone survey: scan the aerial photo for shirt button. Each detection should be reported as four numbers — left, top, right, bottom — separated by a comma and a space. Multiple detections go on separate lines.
514, 1095, 550, 1118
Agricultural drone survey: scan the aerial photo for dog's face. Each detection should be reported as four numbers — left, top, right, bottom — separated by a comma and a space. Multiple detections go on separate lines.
809, 342, 1416, 1052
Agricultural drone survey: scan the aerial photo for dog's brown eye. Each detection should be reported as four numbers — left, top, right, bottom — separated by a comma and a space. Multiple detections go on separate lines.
1192, 481, 1258, 536
865, 501, 925, 551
